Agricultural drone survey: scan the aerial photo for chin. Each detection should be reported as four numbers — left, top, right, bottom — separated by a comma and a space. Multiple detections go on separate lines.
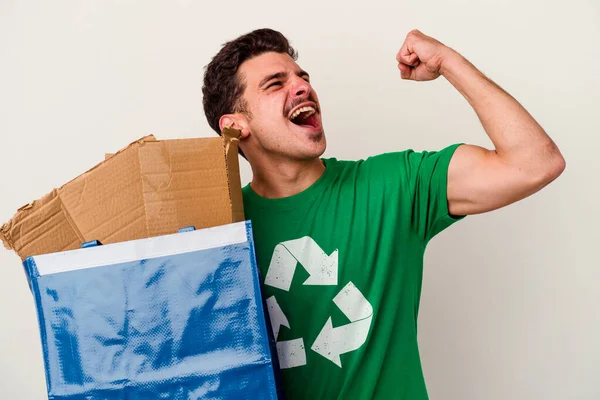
303, 132, 327, 158
285, 120, 327, 159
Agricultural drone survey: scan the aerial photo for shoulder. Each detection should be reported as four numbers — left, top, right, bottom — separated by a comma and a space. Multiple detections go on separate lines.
321, 149, 418, 180
319, 152, 411, 192
362, 144, 463, 176
322, 144, 463, 187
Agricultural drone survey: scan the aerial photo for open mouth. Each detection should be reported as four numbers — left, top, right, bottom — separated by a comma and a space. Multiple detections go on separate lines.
289, 106, 319, 129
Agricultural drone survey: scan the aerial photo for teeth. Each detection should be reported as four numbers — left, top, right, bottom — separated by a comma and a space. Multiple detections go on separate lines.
290, 106, 315, 120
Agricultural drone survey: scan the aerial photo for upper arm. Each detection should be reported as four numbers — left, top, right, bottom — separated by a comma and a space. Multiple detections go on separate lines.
447, 144, 556, 216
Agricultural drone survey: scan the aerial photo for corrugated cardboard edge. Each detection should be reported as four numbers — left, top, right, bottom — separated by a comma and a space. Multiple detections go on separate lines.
0, 211, 15, 250
0, 229, 11, 251
222, 127, 245, 222
0, 135, 158, 255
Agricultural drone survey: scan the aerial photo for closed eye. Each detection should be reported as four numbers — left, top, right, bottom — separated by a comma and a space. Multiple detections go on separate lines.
267, 81, 282, 89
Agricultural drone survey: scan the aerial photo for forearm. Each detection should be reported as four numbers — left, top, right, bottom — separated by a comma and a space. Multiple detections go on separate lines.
439, 49, 564, 174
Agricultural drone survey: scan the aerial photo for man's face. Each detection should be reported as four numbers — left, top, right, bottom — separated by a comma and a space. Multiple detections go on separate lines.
235, 51, 326, 161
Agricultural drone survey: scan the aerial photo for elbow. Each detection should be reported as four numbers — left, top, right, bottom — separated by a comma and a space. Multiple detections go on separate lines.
546, 147, 566, 180
552, 153, 566, 179
535, 148, 566, 186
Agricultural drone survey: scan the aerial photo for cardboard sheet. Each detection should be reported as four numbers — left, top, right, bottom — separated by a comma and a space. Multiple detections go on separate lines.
1, 128, 245, 260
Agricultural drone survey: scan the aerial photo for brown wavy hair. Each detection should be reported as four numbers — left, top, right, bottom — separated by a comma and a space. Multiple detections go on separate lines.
202, 28, 298, 157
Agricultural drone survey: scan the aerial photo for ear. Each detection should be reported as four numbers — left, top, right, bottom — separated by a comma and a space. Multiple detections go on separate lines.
219, 114, 251, 139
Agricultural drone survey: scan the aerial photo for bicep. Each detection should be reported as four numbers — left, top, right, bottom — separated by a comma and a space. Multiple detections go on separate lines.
447, 144, 549, 215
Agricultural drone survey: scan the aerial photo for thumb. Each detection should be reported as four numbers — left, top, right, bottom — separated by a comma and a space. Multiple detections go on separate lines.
403, 52, 419, 66
396, 44, 419, 66
397, 62, 414, 80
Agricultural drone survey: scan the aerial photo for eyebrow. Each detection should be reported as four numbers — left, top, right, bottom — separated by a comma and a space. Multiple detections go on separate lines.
258, 70, 310, 89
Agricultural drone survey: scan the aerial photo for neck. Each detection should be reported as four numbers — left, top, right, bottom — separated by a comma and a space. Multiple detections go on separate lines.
249, 155, 326, 199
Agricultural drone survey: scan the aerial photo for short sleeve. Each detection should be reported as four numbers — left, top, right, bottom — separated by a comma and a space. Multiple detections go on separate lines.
358, 143, 465, 245
403, 143, 465, 243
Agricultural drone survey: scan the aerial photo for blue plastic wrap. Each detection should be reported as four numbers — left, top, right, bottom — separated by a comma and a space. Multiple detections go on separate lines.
23, 221, 280, 399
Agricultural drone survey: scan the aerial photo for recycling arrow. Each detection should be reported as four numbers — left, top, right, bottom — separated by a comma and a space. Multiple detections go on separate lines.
310, 281, 373, 368
266, 295, 306, 369
263, 236, 373, 370
266, 296, 290, 340
264, 236, 338, 292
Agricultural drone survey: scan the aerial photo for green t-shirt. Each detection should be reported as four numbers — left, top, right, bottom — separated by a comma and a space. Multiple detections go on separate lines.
242, 144, 465, 399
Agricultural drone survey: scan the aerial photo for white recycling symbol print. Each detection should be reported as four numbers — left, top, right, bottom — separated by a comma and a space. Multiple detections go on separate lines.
264, 236, 373, 369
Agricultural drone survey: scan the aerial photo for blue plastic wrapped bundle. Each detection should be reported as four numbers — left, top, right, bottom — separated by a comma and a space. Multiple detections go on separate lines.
22, 221, 280, 399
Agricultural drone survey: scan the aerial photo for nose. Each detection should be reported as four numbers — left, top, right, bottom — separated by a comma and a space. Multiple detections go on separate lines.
291, 76, 311, 99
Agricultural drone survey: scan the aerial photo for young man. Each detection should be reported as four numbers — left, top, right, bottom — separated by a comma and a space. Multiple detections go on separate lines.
202, 28, 565, 399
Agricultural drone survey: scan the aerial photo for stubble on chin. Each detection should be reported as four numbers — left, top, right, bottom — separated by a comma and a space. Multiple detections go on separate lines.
309, 131, 324, 143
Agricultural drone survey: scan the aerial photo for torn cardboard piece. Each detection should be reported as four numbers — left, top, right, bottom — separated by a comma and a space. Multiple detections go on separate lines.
0, 128, 245, 261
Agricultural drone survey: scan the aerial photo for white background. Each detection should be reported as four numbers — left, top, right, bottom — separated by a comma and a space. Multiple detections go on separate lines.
1, 1, 598, 399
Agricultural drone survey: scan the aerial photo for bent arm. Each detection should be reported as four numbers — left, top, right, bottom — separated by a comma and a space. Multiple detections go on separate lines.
440, 50, 566, 216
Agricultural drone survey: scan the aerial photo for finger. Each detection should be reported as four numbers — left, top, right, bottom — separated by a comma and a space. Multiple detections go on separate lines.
404, 52, 419, 66
396, 40, 410, 62
397, 62, 414, 80
396, 41, 419, 66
